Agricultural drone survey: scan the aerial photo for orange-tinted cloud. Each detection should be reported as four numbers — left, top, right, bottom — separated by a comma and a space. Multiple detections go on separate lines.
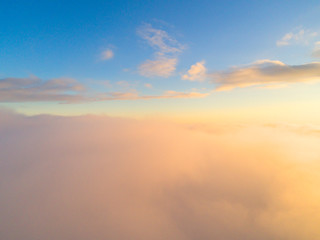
312, 41, 320, 58
0, 77, 208, 103
182, 61, 207, 81
0, 110, 320, 240
211, 60, 320, 91
0, 76, 86, 103
101, 49, 114, 60
138, 57, 177, 77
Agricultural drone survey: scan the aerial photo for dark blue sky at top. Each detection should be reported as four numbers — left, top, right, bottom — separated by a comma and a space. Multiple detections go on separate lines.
1, 0, 319, 84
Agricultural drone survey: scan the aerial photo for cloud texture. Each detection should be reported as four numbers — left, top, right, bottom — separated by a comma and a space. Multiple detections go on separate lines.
0, 77, 86, 103
182, 61, 207, 81
1, 110, 320, 240
0, 77, 207, 103
276, 29, 317, 46
211, 60, 320, 91
101, 49, 114, 60
137, 24, 184, 77
312, 41, 320, 58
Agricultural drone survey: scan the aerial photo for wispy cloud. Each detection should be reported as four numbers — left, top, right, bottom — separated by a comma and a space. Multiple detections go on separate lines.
97, 90, 209, 101
276, 28, 317, 46
101, 49, 114, 60
182, 61, 207, 81
144, 83, 152, 88
137, 24, 184, 78
162, 90, 209, 99
0, 77, 86, 103
0, 76, 208, 103
264, 122, 320, 136
139, 57, 177, 77
312, 41, 320, 58
211, 60, 320, 91
137, 23, 183, 54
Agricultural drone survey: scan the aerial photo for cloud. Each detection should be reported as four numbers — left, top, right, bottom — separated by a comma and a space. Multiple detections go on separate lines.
101, 49, 114, 60
137, 24, 184, 78
0, 77, 86, 103
276, 32, 294, 46
211, 59, 320, 91
144, 83, 152, 88
182, 61, 207, 81
1, 111, 320, 240
116, 80, 132, 89
276, 28, 317, 46
0, 76, 209, 103
264, 122, 320, 136
138, 57, 177, 77
137, 23, 183, 54
98, 90, 209, 101
162, 90, 209, 99
312, 41, 320, 58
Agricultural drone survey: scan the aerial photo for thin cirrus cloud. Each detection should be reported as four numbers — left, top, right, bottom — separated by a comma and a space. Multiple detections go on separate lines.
97, 90, 209, 101
276, 28, 318, 46
101, 49, 114, 60
137, 23, 184, 78
0, 77, 208, 103
211, 59, 320, 91
182, 61, 207, 81
1, 110, 320, 240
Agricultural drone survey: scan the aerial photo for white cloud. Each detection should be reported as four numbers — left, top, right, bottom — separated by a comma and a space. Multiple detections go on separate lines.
276, 28, 317, 46
101, 49, 114, 60
276, 32, 294, 46
162, 90, 209, 99
116, 80, 132, 89
182, 61, 207, 81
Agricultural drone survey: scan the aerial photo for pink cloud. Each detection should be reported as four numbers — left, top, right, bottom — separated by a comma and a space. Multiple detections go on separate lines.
0, 110, 320, 239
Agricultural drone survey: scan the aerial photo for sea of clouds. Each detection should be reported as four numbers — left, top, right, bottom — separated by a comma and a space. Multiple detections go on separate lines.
0, 109, 319, 240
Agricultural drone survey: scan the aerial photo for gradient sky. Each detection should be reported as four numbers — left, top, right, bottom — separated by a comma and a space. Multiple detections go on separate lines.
2, 2, 320, 239
1, 0, 320, 122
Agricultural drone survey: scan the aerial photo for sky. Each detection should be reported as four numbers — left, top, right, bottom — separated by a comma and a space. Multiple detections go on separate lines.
1, 0, 320, 123
1, 2, 320, 239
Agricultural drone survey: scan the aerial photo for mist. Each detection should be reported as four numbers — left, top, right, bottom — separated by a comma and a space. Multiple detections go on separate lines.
1, 110, 319, 240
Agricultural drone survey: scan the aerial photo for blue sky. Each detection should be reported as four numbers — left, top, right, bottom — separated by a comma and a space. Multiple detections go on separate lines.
1, 0, 320, 120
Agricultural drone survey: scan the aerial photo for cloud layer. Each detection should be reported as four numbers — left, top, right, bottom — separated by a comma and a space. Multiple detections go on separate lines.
0, 77, 207, 103
211, 60, 320, 91
0, 111, 320, 240
0, 77, 86, 103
